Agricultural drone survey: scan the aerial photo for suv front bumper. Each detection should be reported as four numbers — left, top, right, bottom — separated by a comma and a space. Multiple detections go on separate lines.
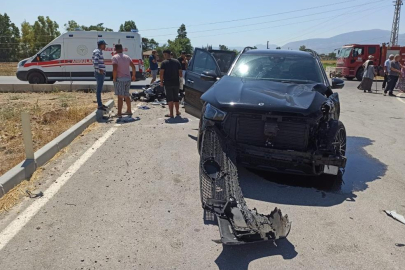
237, 143, 346, 175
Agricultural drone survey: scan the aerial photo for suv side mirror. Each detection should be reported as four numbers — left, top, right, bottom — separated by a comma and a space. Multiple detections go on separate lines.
331, 78, 344, 89
200, 70, 217, 82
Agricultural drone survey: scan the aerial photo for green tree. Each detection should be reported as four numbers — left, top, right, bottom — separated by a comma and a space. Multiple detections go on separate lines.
328, 52, 337, 60
142, 37, 159, 51
165, 24, 192, 55
299, 45, 306, 51
177, 24, 187, 39
30, 16, 60, 55
20, 21, 34, 58
119, 20, 137, 32
64, 21, 113, 32
219, 44, 230, 51
0, 13, 20, 61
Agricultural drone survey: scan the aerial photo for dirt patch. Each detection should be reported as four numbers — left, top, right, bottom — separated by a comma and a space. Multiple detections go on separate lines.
0, 91, 114, 176
0, 62, 18, 76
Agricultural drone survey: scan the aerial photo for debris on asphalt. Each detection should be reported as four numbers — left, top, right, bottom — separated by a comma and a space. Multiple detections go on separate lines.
384, 210, 405, 225
116, 117, 141, 124
200, 127, 291, 245
26, 190, 44, 199
138, 106, 150, 110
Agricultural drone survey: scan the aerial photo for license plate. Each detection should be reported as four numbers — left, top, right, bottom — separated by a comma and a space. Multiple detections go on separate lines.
323, 165, 339, 175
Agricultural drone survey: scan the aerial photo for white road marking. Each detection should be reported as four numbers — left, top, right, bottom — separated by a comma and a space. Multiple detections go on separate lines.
396, 93, 405, 104
0, 126, 118, 251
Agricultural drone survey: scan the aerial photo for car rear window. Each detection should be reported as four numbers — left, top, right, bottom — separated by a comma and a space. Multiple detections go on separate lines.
230, 54, 323, 83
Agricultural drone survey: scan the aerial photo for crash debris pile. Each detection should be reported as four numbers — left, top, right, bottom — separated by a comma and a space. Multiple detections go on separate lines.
200, 127, 291, 245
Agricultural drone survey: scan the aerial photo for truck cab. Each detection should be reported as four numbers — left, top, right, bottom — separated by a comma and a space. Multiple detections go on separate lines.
336, 44, 381, 81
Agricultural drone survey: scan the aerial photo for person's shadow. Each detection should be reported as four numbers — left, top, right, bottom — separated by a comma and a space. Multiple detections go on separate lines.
165, 116, 189, 124
215, 239, 297, 270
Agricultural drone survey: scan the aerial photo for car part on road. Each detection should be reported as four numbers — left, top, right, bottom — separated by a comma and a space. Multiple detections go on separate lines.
384, 210, 405, 225
200, 126, 291, 245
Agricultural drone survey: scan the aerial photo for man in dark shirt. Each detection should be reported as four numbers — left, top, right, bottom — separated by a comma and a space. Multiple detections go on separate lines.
160, 49, 183, 118
385, 54, 402, 96
149, 50, 159, 83
177, 51, 188, 78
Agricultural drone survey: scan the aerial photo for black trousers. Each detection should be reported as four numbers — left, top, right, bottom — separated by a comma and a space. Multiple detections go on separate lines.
386, 75, 399, 93
382, 74, 388, 89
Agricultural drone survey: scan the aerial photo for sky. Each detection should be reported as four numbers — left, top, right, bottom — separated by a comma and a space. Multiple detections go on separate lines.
2, 0, 401, 48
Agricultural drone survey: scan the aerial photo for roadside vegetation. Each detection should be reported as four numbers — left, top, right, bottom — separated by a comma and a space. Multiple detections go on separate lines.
0, 91, 114, 176
0, 62, 18, 76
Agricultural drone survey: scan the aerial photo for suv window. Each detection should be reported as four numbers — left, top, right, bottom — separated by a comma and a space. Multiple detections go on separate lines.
39, 45, 62, 62
230, 54, 323, 83
211, 51, 236, 74
192, 50, 217, 74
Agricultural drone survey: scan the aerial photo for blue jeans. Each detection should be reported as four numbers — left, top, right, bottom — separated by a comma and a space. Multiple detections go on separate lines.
94, 72, 105, 107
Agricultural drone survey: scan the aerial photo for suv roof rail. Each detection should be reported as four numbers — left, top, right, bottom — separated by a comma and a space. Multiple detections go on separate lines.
303, 49, 319, 58
242, 46, 256, 53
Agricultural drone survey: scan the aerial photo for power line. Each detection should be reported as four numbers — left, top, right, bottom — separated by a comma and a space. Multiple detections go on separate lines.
142, 0, 360, 31
276, 2, 390, 46
146, 0, 387, 39
153, 2, 390, 44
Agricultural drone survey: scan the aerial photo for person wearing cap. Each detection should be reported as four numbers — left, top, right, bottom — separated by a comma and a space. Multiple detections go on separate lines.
383, 54, 395, 90
160, 49, 182, 118
112, 44, 136, 117
92, 40, 108, 111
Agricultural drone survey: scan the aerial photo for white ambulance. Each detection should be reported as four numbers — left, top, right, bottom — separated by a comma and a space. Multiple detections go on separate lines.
16, 30, 145, 84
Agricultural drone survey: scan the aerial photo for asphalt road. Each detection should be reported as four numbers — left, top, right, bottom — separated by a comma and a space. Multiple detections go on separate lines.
0, 76, 151, 86
0, 81, 405, 269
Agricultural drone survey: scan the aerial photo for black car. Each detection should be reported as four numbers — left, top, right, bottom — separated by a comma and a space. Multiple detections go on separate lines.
185, 48, 347, 178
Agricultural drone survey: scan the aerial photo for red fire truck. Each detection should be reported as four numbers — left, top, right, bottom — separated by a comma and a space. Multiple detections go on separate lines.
335, 43, 405, 81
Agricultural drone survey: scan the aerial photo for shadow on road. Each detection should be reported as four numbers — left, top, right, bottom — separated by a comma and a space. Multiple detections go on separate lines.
215, 239, 297, 270
239, 136, 387, 207
188, 134, 198, 141
165, 116, 189, 124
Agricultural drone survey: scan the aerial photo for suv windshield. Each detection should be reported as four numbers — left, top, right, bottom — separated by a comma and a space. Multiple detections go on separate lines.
337, 47, 352, 58
230, 54, 323, 83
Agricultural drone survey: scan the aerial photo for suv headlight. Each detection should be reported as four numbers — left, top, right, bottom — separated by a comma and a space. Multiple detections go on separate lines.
204, 104, 227, 121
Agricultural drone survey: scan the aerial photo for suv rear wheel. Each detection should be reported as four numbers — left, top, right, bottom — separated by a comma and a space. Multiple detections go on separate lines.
28, 72, 45, 84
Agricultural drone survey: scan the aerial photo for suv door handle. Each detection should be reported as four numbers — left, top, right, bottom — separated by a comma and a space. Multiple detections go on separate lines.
187, 79, 194, 84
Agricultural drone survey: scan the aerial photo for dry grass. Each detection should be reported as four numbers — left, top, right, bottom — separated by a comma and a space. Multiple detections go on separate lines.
0, 62, 18, 76
0, 91, 114, 176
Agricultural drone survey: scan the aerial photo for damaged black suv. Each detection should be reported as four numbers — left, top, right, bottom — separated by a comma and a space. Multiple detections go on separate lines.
185, 48, 347, 177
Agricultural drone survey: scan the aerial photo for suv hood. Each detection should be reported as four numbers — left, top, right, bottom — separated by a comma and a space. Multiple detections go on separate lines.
201, 76, 328, 115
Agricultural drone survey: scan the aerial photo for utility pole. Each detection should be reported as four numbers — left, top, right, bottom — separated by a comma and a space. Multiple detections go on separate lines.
390, 0, 403, 46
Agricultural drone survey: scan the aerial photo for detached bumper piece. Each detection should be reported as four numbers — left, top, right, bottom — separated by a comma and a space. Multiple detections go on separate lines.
200, 127, 291, 245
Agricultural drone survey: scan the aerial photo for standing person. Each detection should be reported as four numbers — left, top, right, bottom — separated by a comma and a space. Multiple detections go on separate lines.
385, 54, 402, 96
383, 54, 394, 90
177, 51, 188, 78
149, 50, 158, 84
358, 60, 376, 93
396, 65, 405, 93
160, 49, 182, 118
92, 40, 108, 111
112, 44, 136, 117
186, 54, 192, 63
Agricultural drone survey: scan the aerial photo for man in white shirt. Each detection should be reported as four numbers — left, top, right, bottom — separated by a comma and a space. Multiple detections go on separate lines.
383, 54, 394, 90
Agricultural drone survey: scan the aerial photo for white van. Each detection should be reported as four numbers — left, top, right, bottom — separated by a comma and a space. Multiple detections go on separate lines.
16, 31, 145, 84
